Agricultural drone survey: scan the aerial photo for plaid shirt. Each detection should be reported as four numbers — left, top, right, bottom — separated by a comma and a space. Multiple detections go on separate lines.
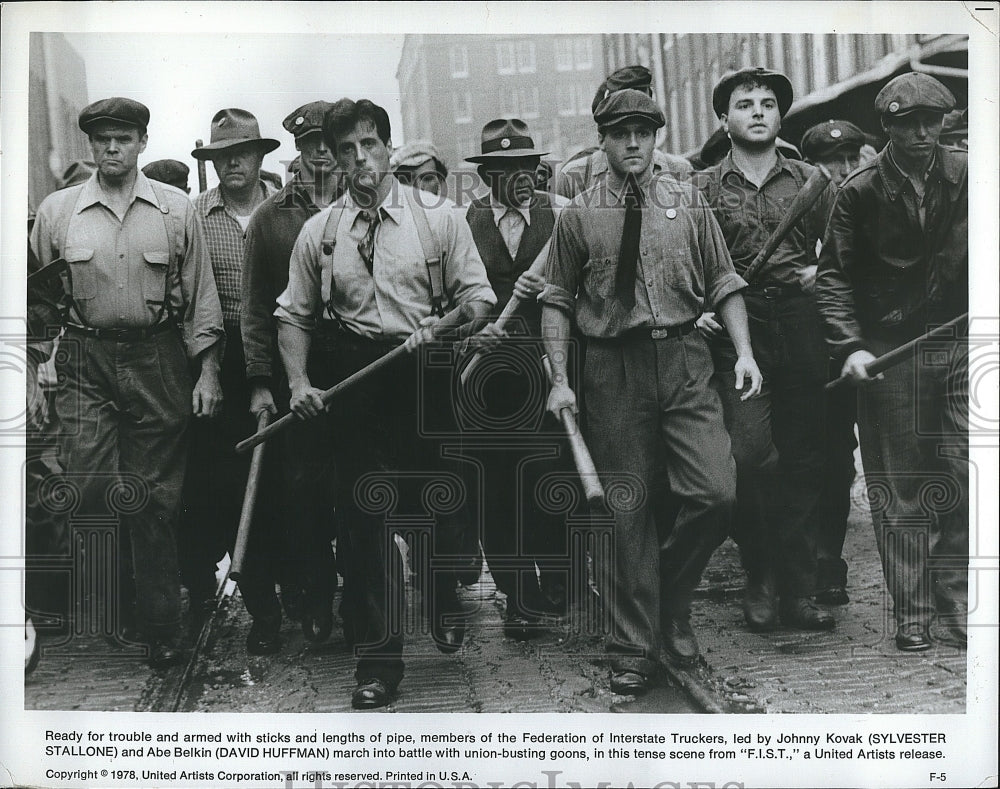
194, 180, 277, 324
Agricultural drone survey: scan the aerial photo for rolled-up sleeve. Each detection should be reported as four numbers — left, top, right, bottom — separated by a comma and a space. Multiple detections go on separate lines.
441, 206, 496, 308
540, 204, 587, 315
694, 190, 746, 308
274, 220, 324, 331
179, 204, 224, 359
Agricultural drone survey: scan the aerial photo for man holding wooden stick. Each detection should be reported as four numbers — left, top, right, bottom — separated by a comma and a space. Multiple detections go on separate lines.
815, 73, 969, 652
275, 98, 495, 709
541, 89, 761, 695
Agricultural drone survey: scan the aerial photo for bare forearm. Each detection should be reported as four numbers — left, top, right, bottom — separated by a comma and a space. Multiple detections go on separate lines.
717, 293, 754, 358
541, 305, 571, 384
277, 321, 312, 388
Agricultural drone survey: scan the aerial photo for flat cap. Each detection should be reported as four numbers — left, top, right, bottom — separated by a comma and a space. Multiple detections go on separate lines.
875, 72, 955, 117
712, 67, 793, 119
78, 97, 150, 133
591, 65, 653, 115
800, 120, 866, 160
392, 140, 445, 170
142, 159, 190, 189
594, 89, 665, 131
60, 160, 96, 189
282, 101, 334, 138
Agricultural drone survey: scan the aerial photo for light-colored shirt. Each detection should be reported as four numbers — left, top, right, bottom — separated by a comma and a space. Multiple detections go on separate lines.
542, 169, 746, 338
554, 147, 693, 200
489, 194, 531, 259
31, 171, 224, 359
275, 178, 496, 342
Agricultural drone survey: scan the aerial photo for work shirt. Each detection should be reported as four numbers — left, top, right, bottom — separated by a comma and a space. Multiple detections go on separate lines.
555, 148, 693, 200
241, 176, 324, 380
30, 171, 223, 359
542, 170, 746, 338
490, 194, 531, 259
194, 179, 277, 325
699, 151, 834, 288
276, 178, 496, 342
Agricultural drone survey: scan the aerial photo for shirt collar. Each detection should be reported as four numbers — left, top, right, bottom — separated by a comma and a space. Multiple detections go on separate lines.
77, 170, 160, 213
880, 144, 948, 200
489, 193, 531, 227
200, 179, 276, 218
344, 177, 405, 226
721, 149, 795, 184
605, 167, 653, 204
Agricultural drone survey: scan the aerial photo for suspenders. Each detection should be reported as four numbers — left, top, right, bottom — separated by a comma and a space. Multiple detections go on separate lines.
319, 186, 450, 328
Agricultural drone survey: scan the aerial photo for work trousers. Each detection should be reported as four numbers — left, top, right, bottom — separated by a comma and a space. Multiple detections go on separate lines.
712, 289, 828, 600
54, 329, 191, 641
179, 325, 282, 622
326, 328, 470, 688
857, 334, 969, 630
584, 330, 735, 676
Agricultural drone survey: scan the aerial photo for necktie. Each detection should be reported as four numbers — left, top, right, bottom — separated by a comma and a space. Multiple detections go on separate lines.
357, 209, 381, 274
615, 174, 643, 310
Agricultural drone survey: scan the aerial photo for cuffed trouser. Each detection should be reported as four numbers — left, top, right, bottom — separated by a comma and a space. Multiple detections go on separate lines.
857, 334, 969, 630
55, 329, 191, 641
712, 290, 827, 600
584, 330, 735, 676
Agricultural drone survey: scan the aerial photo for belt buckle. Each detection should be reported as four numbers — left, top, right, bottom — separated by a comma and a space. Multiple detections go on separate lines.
650, 328, 670, 340
761, 286, 782, 299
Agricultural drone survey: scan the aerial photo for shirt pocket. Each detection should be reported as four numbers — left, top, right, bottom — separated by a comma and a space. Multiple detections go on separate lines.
142, 251, 170, 305
583, 256, 617, 299
64, 247, 96, 300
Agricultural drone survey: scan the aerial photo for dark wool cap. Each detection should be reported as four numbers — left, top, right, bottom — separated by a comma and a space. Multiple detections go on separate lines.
875, 72, 956, 117
79, 97, 150, 133
591, 65, 654, 115
800, 120, 866, 160
712, 67, 793, 118
593, 89, 666, 131
142, 159, 190, 189
282, 101, 335, 138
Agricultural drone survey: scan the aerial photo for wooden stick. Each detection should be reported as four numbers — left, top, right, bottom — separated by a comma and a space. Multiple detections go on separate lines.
541, 355, 605, 506
229, 410, 271, 582
825, 313, 968, 391
195, 139, 207, 193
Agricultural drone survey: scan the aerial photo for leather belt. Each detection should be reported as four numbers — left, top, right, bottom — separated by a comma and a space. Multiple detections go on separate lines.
597, 319, 698, 343
64, 322, 175, 341
745, 282, 800, 299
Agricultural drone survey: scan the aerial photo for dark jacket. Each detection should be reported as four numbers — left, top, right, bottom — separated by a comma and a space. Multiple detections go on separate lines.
815, 144, 967, 361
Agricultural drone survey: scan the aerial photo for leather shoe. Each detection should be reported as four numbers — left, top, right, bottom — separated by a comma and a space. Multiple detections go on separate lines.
743, 572, 778, 631
431, 590, 466, 654
895, 623, 932, 652
663, 618, 699, 665
432, 619, 466, 654
503, 610, 543, 641
301, 601, 333, 644
351, 678, 394, 710
246, 616, 282, 656
610, 670, 649, 696
147, 640, 185, 669
814, 586, 849, 606
780, 597, 836, 631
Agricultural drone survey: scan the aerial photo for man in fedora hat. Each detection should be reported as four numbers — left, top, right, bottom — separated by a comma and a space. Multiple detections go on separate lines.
554, 65, 692, 200
242, 100, 345, 648
179, 108, 283, 650
460, 118, 574, 637
30, 97, 224, 667
697, 67, 837, 634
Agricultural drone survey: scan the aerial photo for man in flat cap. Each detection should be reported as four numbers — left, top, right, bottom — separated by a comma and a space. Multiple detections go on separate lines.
816, 73, 968, 652
178, 108, 282, 651
276, 97, 495, 709
241, 100, 344, 647
391, 140, 449, 196
30, 97, 224, 667
554, 65, 692, 200
798, 119, 868, 608
697, 67, 838, 635
459, 118, 573, 637
542, 89, 761, 696
143, 159, 191, 193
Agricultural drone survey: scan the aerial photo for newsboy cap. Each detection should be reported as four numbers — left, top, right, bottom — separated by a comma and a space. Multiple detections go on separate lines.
800, 120, 866, 160
591, 65, 654, 115
391, 140, 446, 170
78, 97, 150, 134
283, 101, 335, 139
712, 67, 793, 119
593, 89, 666, 131
465, 118, 548, 163
142, 159, 190, 190
875, 72, 956, 117
191, 108, 280, 159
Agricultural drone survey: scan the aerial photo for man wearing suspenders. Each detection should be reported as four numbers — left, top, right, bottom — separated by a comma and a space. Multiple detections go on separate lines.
275, 98, 495, 709
30, 98, 224, 668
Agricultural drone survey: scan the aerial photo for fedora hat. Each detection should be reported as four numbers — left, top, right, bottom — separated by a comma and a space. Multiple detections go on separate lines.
191, 108, 280, 159
465, 118, 548, 163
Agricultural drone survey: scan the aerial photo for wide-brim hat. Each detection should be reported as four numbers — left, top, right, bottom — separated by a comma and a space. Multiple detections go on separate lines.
465, 118, 548, 163
712, 67, 794, 119
192, 108, 280, 159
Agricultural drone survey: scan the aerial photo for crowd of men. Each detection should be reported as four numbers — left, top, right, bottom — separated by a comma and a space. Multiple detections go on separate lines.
25, 62, 969, 710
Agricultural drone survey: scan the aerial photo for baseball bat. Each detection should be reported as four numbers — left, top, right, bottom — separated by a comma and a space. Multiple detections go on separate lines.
229, 410, 271, 582
235, 302, 476, 454
825, 313, 968, 391
541, 355, 605, 506
741, 163, 831, 285
195, 139, 207, 193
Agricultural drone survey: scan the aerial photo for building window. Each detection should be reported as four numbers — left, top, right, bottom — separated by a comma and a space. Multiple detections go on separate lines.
496, 42, 515, 75
449, 45, 469, 78
574, 38, 593, 70
517, 40, 536, 73
453, 91, 472, 124
519, 86, 540, 119
501, 87, 519, 116
576, 83, 593, 115
557, 85, 576, 116
556, 38, 573, 71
